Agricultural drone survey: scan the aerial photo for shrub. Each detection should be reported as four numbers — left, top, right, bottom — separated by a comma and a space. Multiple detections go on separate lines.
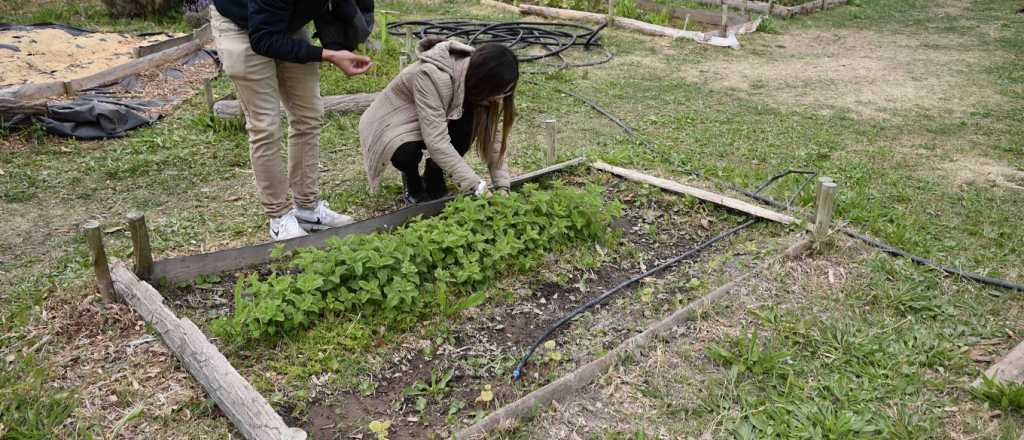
214, 184, 621, 341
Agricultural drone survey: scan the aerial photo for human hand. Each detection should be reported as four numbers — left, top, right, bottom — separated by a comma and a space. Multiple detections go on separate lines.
322, 49, 372, 76
473, 180, 490, 197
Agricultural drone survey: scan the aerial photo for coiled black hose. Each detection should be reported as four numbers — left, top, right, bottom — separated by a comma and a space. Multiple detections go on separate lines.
386, 19, 612, 69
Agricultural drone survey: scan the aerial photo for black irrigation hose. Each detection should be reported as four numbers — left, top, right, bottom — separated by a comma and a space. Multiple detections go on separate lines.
541, 84, 1024, 292
386, 19, 612, 68
511, 218, 759, 380
510, 168, 817, 380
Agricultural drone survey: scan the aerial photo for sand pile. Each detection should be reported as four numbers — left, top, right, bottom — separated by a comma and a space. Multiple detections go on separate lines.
0, 28, 183, 87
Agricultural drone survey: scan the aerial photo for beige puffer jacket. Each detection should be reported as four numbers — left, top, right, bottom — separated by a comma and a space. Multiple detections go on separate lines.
359, 38, 511, 193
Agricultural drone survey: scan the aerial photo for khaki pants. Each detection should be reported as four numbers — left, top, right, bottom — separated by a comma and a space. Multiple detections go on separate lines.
210, 6, 323, 218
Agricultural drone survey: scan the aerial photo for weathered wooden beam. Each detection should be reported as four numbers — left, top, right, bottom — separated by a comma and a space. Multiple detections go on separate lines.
634, 0, 747, 27
83, 221, 115, 300
149, 158, 586, 283
974, 339, 1024, 387
516, 4, 741, 48
109, 263, 307, 440
213, 92, 379, 119
455, 236, 811, 438
127, 211, 154, 279
0, 96, 48, 116
592, 162, 800, 225
133, 33, 195, 58
480, 0, 521, 14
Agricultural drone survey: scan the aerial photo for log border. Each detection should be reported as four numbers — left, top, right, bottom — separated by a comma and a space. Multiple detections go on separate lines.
684, 0, 849, 17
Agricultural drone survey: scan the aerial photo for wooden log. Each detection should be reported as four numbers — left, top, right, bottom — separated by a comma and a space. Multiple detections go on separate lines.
543, 119, 557, 164
127, 211, 154, 279
634, 0, 746, 27
974, 339, 1024, 387
0, 81, 67, 102
592, 162, 799, 225
84, 221, 116, 300
517, 4, 740, 48
67, 36, 210, 94
133, 33, 195, 58
202, 79, 214, 112
479, 0, 522, 14
213, 92, 379, 119
813, 178, 837, 242
455, 236, 810, 438
109, 263, 307, 440
149, 158, 586, 283
790, 0, 847, 14
0, 96, 48, 115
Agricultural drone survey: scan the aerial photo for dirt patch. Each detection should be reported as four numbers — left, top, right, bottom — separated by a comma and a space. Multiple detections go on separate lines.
939, 156, 1024, 190
672, 28, 1005, 119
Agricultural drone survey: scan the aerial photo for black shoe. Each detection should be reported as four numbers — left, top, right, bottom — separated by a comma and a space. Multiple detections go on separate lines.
401, 173, 426, 205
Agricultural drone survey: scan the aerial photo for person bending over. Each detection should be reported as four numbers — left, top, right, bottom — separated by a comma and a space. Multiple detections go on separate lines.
360, 38, 519, 203
210, 0, 373, 241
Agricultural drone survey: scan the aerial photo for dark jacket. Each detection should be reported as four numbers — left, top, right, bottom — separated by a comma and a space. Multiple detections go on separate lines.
212, 0, 373, 64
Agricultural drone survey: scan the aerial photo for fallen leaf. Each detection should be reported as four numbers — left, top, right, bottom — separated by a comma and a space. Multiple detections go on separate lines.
476, 384, 493, 403
543, 340, 556, 350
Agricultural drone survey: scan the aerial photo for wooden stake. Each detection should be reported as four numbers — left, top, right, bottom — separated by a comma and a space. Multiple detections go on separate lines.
83, 221, 115, 300
127, 211, 154, 279
399, 54, 408, 71
768, 0, 775, 15
813, 177, 837, 242
405, 28, 414, 57
742, 0, 748, 15
682, 13, 690, 31
721, 3, 729, 31
607, 0, 615, 23
543, 119, 557, 164
202, 78, 214, 113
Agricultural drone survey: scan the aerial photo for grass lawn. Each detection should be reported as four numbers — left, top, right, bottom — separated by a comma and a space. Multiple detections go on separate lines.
1, 0, 1022, 438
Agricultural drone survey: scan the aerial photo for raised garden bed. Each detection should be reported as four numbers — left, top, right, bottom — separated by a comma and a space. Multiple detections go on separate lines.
157, 170, 791, 438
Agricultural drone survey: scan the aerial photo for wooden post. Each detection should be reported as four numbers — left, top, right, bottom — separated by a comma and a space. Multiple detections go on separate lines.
83, 221, 115, 300
203, 79, 214, 113
543, 119, 557, 164
813, 177, 837, 242
767, 0, 774, 15
607, 0, 615, 22
127, 211, 154, 279
682, 14, 690, 31
405, 29, 414, 57
721, 3, 729, 32
399, 54, 408, 71
742, 0, 748, 15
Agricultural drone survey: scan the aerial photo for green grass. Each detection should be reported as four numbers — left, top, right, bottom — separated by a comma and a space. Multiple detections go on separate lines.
1, 0, 1023, 436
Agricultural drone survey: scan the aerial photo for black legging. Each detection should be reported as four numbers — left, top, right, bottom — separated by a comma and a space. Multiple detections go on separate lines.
390, 109, 475, 198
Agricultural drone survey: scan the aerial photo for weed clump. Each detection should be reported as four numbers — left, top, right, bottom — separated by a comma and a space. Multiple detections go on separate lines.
214, 184, 621, 341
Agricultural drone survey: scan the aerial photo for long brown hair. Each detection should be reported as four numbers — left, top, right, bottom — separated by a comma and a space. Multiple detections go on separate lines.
465, 44, 519, 170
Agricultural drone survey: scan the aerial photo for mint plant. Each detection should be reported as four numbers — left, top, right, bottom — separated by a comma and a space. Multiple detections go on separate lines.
213, 184, 621, 341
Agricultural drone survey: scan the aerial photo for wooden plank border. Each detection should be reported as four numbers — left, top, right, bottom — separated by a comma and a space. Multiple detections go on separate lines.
455, 235, 812, 438
683, 0, 849, 17
148, 158, 587, 284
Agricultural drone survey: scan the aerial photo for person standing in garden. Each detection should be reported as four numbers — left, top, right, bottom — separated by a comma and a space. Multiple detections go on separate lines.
210, 0, 374, 241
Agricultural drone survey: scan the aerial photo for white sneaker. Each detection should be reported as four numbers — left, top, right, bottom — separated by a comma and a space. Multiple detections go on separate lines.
294, 200, 355, 231
269, 210, 308, 241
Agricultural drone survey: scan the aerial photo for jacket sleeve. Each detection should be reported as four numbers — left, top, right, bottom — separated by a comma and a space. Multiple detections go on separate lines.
488, 155, 511, 189
413, 65, 482, 192
248, 0, 323, 63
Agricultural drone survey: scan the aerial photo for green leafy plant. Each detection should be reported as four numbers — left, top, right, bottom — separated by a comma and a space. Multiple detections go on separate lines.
214, 184, 620, 341
707, 330, 792, 377
971, 376, 1024, 412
